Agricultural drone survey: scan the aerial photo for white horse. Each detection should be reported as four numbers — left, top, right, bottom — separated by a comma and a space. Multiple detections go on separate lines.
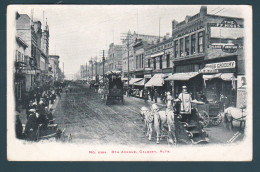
140, 101, 176, 144
222, 106, 247, 130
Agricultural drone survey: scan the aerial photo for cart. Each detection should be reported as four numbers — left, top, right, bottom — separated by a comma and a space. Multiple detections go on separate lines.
191, 100, 223, 127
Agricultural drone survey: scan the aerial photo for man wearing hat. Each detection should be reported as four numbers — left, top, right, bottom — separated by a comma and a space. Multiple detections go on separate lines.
175, 85, 192, 122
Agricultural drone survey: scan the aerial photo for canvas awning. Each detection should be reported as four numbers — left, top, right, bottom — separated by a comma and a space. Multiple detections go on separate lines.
145, 74, 167, 87
165, 72, 199, 81
129, 78, 143, 85
150, 52, 164, 58
134, 78, 145, 86
203, 73, 236, 81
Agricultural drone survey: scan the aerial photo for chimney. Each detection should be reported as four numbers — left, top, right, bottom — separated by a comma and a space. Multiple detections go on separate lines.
200, 6, 207, 16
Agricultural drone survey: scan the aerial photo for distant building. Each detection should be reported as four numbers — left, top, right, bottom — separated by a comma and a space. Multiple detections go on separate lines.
122, 30, 161, 78
107, 43, 123, 71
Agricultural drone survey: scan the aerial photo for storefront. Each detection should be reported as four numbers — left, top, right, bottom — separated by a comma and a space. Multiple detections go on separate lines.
200, 58, 237, 107
165, 72, 203, 98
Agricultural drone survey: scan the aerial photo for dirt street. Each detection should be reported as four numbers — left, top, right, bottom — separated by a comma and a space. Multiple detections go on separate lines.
53, 84, 244, 146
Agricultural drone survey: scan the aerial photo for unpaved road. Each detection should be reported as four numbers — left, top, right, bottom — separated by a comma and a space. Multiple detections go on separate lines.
53, 84, 244, 146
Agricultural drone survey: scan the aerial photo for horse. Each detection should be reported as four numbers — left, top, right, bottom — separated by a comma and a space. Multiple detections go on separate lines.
140, 102, 176, 144
222, 106, 247, 130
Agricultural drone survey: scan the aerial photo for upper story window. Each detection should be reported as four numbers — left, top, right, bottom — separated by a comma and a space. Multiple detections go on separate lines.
180, 38, 184, 57
153, 58, 156, 70
174, 40, 178, 58
185, 36, 190, 56
166, 54, 170, 68
159, 56, 162, 69
141, 54, 144, 68
198, 31, 204, 53
191, 34, 196, 55
148, 59, 151, 68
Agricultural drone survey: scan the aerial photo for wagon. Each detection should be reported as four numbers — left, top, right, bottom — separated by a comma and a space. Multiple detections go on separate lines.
103, 71, 124, 105
192, 100, 223, 127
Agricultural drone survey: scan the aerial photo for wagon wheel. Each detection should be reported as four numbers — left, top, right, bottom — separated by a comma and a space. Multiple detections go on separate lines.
211, 113, 222, 126
198, 110, 210, 127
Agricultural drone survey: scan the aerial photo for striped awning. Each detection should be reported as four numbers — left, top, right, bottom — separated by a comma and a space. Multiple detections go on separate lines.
165, 72, 199, 81
145, 74, 167, 87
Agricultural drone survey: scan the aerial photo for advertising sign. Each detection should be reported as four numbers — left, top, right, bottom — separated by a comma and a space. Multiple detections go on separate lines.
205, 61, 236, 70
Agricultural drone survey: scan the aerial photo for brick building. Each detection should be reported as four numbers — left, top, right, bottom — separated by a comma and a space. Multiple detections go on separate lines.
167, 6, 244, 107
108, 43, 123, 71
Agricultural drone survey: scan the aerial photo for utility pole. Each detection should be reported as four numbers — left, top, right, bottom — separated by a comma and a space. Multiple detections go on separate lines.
102, 50, 105, 83
127, 37, 130, 88
85, 62, 88, 80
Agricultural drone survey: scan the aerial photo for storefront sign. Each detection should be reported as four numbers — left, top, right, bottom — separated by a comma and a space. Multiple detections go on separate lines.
210, 44, 242, 53
199, 67, 219, 74
205, 61, 236, 70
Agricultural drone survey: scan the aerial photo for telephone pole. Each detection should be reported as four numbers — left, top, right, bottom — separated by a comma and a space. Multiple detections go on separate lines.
102, 50, 105, 83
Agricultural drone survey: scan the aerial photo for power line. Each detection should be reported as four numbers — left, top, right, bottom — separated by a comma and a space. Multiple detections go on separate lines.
214, 8, 225, 15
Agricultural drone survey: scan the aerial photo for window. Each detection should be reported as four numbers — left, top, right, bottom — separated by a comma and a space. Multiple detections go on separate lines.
153, 58, 156, 70
166, 54, 170, 68
15, 50, 18, 61
159, 56, 162, 69
148, 59, 151, 68
198, 31, 204, 53
141, 54, 144, 68
180, 38, 184, 56
174, 40, 178, 58
185, 36, 190, 56
18, 51, 21, 62
191, 34, 196, 55
139, 55, 142, 68
136, 55, 138, 68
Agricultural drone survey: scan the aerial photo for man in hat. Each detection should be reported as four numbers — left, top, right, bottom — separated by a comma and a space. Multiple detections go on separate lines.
175, 85, 192, 122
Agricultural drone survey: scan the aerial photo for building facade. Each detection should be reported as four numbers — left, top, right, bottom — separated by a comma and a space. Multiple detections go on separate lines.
170, 6, 244, 107
122, 30, 160, 78
108, 43, 123, 71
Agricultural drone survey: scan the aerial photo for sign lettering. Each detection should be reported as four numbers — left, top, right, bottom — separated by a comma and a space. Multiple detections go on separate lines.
205, 61, 236, 70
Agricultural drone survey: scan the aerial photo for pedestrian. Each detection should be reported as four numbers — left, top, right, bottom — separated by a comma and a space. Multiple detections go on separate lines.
154, 88, 158, 103
144, 88, 148, 103
150, 87, 154, 101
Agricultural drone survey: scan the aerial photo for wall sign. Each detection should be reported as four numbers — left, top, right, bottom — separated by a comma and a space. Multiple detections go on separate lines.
207, 18, 244, 28
205, 61, 236, 70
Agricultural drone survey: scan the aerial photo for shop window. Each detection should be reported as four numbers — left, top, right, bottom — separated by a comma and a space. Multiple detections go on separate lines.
166, 54, 170, 68
198, 31, 204, 53
180, 38, 184, 57
174, 40, 178, 58
153, 58, 156, 70
191, 34, 196, 55
148, 59, 151, 68
159, 56, 162, 69
185, 36, 190, 56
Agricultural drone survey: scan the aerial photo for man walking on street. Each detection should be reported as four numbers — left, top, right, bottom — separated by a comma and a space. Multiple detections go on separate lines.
154, 88, 158, 103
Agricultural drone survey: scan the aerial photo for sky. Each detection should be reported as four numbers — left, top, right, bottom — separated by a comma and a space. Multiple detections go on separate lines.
15, 5, 247, 77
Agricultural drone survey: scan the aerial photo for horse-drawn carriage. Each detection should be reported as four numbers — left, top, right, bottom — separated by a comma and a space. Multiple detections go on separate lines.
140, 97, 209, 145
103, 71, 124, 105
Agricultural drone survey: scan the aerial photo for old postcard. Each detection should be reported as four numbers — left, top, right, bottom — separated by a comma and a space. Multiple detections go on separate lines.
7, 5, 252, 161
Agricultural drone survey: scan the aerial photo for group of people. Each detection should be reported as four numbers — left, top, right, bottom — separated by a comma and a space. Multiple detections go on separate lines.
16, 85, 62, 140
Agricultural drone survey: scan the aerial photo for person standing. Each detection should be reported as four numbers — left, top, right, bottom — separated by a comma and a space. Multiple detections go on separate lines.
154, 88, 158, 103
150, 87, 154, 101
175, 85, 192, 123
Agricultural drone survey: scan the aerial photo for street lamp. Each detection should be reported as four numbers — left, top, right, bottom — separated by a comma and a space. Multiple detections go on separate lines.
102, 50, 105, 83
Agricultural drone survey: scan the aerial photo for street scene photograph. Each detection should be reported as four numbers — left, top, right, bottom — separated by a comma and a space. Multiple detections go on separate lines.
7, 5, 252, 161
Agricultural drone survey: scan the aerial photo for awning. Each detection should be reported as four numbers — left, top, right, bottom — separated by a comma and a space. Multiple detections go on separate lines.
129, 78, 143, 85
165, 72, 199, 81
150, 52, 164, 58
145, 74, 167, 87
203, 73, 236, 81
134, 78, 145, 86
122, 78, 129, 81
